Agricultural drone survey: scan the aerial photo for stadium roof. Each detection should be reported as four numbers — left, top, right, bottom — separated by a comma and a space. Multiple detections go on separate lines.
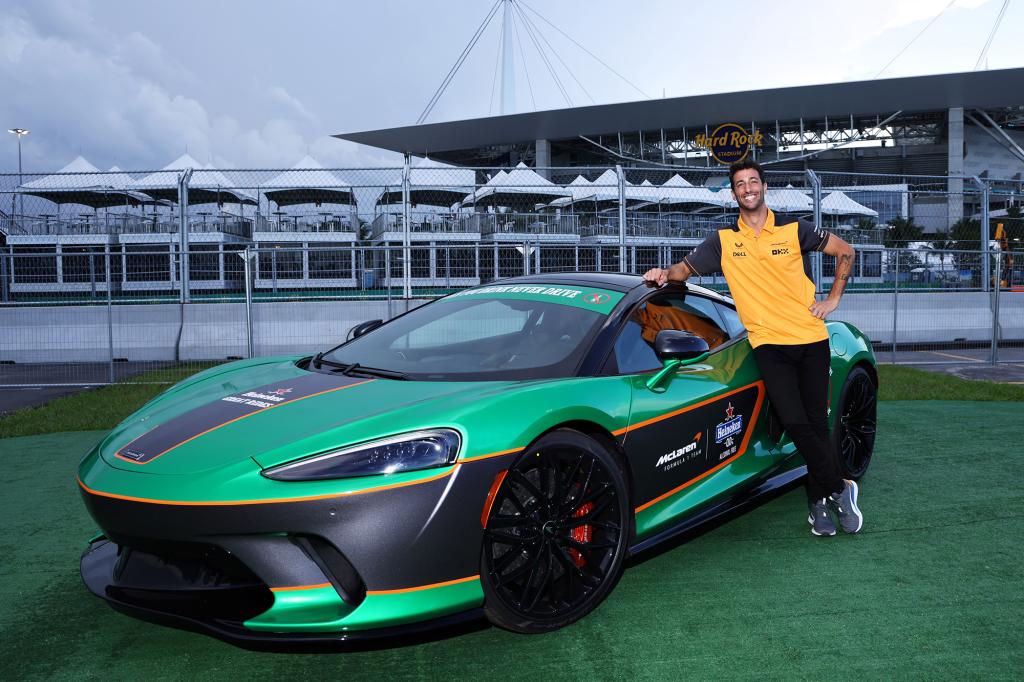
335, 68, 1024, 158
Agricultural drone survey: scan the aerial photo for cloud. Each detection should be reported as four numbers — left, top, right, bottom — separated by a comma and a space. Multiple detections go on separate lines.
0, 0, 391, 173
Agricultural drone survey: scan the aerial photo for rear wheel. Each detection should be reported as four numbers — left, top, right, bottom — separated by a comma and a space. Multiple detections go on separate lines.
481, 429, 629, 633
833, 366, 877, 480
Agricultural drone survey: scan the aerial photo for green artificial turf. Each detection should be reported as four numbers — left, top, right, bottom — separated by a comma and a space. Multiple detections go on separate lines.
876, 364, 1024, 401
0, 401, 1021, 680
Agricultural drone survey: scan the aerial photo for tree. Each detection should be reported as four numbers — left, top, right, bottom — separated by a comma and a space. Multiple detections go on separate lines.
882, 217, 923, 277
883, 217, 923, 247
950, 217, 982, 285
929, 230, 955, 271
950, 217, 981, 247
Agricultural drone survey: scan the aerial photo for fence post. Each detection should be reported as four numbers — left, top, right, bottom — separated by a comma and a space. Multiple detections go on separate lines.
807, 169, 823, 291
522, 241, 529, 276
891, 249, 899, 365
616, 164, 626, 271
0, 244, 9, 303
402, 154, 412, 299
178, 169, 193, 303
385, 247, 393, 319
242, 247, 254, 359
105, 244, 114, 384
972, 176, 990, 292
991, 248, 1000, 364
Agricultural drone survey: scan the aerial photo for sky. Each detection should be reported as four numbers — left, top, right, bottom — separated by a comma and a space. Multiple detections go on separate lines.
0, 0, 1021, 173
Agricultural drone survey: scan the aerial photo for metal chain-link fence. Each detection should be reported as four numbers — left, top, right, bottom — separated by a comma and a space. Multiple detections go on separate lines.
1, 162, 1021, 386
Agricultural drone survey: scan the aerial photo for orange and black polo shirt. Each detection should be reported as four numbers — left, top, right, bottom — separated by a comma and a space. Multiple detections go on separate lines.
683, 209, 831, 348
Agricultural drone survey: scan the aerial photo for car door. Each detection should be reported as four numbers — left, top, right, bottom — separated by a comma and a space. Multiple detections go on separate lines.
606, 291, 778, 536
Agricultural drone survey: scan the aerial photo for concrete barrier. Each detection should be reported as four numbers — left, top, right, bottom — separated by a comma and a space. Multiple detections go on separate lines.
0, 293, 1019, 364
0, 299, 429, 363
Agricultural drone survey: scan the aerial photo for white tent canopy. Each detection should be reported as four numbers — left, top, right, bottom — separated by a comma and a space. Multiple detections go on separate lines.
821, 191, 878, 217
658, 174, 735, 210
765, 185, 813, 213
463, 162, 569, 207
663, 174, 694, 188
105, 166, 137, 191
128, 154, 256, 205
548, 175, 597, 207
17, 156, 151, 208
263, 156, 354, 207
377, 156, 476, 207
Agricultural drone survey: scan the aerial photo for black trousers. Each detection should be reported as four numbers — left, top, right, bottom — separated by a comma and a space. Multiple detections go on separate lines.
752, 339, 844, 502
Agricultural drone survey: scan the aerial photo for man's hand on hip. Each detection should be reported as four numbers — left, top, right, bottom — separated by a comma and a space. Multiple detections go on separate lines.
809, 298, 839, 320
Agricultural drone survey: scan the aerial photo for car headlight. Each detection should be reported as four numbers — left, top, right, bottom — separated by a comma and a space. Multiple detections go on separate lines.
261, 429, 461, 481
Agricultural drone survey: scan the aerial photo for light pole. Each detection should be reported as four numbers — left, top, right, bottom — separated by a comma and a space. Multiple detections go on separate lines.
7, 128, 28, 220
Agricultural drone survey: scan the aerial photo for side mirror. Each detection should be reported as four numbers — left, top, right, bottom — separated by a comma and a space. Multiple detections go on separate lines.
654, 330, 710, 362
646, 331, 710, 390
349, 319, 384, 340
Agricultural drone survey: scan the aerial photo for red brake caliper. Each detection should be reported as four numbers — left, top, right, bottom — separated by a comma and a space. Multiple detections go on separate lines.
568, 502, 594, 567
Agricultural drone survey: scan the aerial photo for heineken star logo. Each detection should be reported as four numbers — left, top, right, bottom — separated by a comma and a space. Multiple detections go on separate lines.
583, 292, 610, 305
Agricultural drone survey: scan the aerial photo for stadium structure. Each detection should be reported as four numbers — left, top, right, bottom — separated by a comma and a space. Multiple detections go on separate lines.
338, 67, 1024, 222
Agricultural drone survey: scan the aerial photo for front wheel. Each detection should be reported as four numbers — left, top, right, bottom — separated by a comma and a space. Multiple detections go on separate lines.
833, 365, 877, 480
481, 429, 629, 633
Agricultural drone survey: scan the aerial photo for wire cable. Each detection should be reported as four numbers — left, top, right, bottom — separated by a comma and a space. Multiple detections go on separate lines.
874, 0, 956, 79
512, 1, 572, 107
488, 7, 504, 115
974, 0, 1010, 70
517, 0, 650, 99
417, 0, 502, 124
510, 5, 538, 111
513, 0, 595, 105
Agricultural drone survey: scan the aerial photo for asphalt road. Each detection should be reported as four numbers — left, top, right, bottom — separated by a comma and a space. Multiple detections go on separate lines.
0, 361, 179, 416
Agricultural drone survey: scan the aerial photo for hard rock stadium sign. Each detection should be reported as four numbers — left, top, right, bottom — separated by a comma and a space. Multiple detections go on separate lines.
694, 123, 764, 164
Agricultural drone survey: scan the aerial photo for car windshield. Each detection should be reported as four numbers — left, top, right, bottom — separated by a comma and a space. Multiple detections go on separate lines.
321, 286, 622, 381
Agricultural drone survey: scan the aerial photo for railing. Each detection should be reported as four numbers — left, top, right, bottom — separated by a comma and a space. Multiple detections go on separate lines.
4, 215, 254, 239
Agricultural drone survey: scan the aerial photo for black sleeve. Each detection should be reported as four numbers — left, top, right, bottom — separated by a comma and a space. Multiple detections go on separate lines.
797, 218, 830, 253
682, 232, 723, 276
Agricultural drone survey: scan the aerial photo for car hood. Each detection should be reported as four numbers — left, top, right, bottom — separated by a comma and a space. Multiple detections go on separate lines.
100, 358, 521, 475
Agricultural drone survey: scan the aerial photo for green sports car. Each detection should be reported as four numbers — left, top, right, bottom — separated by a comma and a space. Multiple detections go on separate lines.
78, 273, 877, 644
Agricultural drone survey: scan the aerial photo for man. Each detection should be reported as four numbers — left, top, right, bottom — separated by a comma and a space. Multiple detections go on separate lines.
642, 159, 862, 537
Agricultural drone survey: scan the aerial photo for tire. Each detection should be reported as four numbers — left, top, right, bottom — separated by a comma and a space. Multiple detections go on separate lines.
833, 365, 877, 480
481, 428, 630, 633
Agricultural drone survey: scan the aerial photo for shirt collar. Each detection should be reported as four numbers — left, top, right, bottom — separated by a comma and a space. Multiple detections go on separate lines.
737, 208, 777, 236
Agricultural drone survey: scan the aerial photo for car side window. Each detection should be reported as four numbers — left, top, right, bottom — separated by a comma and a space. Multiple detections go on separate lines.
610, 293, 732, 375
613, 319, 661, 373
669, 295, 731, 343
714, 302, 745, 338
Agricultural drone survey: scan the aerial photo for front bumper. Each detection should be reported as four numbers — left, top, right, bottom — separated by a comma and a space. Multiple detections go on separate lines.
78, 451, 514, 638
80, 539, 484, 645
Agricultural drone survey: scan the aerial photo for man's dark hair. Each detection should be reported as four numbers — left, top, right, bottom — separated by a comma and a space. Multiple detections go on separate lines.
729, 158, 765, 188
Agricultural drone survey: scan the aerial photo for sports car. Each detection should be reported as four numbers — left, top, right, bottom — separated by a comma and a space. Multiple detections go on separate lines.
78, 272, 878, 643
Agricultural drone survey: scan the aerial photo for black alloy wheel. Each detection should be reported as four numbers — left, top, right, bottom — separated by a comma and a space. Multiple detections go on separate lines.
481, 429, 629, 633
834, 366, 877, 480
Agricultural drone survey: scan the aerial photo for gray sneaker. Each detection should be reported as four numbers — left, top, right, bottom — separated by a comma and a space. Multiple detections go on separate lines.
828, 479, 864, 534
807, 498, 836, 536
